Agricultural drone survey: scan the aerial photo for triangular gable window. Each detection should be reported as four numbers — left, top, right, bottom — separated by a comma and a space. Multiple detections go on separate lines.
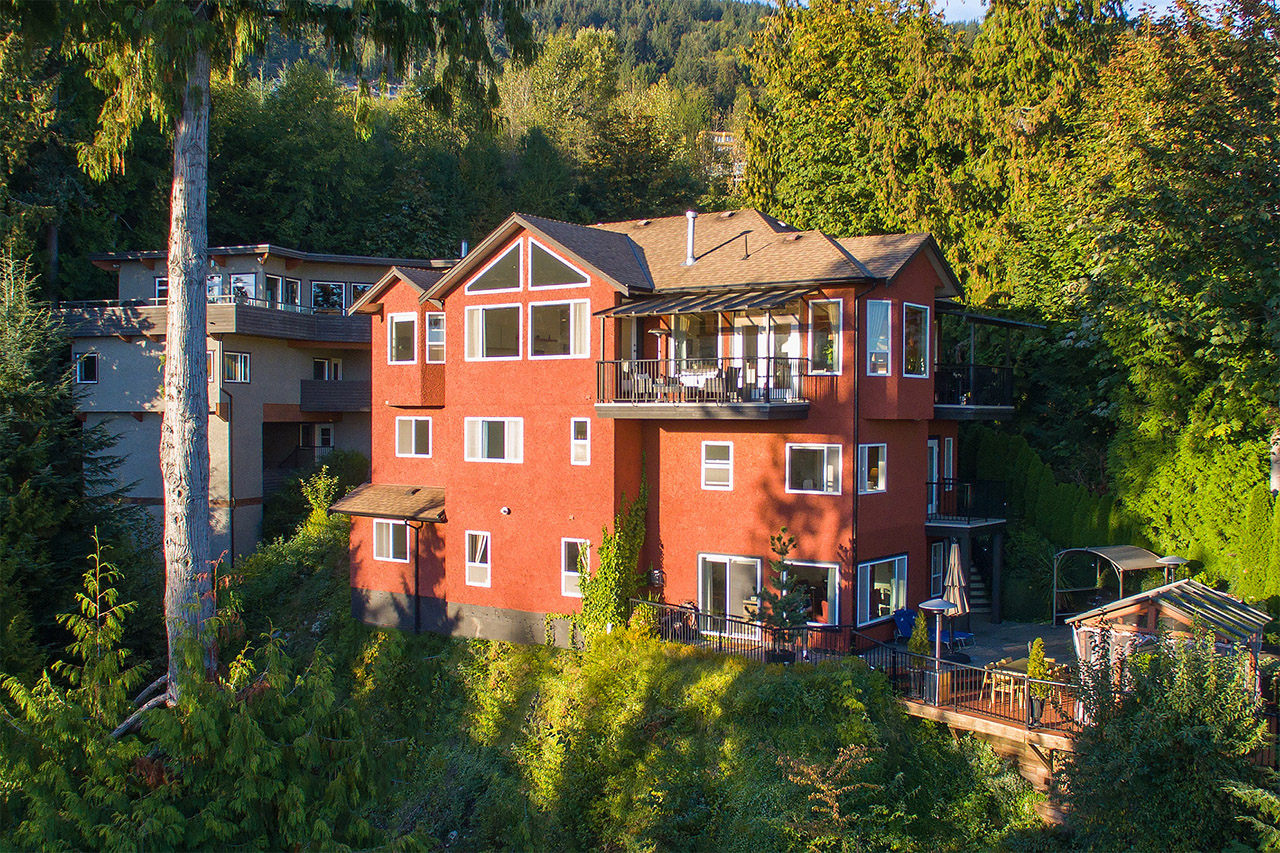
465, 243, 521, 293
530, 241, 589, 289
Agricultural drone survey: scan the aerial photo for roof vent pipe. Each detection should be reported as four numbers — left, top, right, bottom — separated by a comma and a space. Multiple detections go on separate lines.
460, 240, 469, 259
683, 210, 697, 266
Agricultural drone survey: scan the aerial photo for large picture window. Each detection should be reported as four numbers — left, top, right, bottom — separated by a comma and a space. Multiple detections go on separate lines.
230, 273, 257, 301
388, 313, 417, 364
313, 281, 344, 313
903, 303, 929, 377
786, 444, 841, 495
785, 561, 839, 625
464, 418, 523, 463
395, 417, 432, 457
866, 300, 891, 376
562, 538, 588, 597
529, 300, 590, 358
673, 313, 718, 365
465, 243, 520, 293
857, 555, 906, 626
809, 299, 842, 374
530, 240, 589, 289
465, 305, 521, 360
466, 531, 491, 586
373, 519, 409, 563
858, 444, 887, 493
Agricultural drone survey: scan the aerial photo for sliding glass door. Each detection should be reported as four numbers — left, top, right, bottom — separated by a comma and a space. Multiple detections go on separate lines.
699, 554, 761, 637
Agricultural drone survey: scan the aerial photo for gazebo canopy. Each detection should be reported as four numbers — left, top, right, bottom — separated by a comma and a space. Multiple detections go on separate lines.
1067, 578, 1269, 645
1052, 545, 1173, 623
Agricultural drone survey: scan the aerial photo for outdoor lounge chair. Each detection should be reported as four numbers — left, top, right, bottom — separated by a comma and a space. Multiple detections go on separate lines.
892, 608, 916, 643
892, 607, 974, 650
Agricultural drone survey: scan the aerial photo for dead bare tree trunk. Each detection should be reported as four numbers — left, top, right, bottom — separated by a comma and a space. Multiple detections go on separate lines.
160, 44, 214, 701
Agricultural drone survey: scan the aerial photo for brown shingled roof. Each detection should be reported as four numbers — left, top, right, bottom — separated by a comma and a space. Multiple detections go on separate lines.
329, 483, 445, 522
594, 210, 871, 290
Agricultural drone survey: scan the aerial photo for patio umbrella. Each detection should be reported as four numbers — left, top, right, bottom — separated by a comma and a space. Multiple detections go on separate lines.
943, 542, 970, 643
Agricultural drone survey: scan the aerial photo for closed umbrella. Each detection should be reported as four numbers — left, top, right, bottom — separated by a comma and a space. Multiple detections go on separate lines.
942, 542, 969, 649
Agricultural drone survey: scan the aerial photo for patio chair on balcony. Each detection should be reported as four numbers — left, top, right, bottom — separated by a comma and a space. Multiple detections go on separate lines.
892, 608, 916, 644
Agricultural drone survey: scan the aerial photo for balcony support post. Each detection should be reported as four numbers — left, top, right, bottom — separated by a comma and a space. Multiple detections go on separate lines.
991, 529, 1004, 624
968, 322, 977, 405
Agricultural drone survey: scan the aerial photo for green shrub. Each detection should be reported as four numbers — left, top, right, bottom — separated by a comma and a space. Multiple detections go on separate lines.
260, 449, 368, 542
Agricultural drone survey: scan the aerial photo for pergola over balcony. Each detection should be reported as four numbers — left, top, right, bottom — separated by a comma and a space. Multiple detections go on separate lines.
934, 302, 1044, 420
593, 286, 835, 420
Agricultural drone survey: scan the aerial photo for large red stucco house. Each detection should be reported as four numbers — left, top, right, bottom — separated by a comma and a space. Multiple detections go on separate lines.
331, 209, 1014, 644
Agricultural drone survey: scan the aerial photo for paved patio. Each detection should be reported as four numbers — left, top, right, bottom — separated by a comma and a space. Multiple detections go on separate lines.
954, 618, 1075, 668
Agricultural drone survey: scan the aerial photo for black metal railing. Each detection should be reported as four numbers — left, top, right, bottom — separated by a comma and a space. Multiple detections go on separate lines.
935, 364, 1014, 408
630, 598, 1079, 733
597, 357, 832, 406
60, 295, 315, 314
926, 479, 1007, 523
272, 445, 332, 471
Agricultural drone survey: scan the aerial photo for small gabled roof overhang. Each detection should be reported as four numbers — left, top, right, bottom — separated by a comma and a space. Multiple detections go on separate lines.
330, 483, 445, 523
836, 233, 964, 299
350, 266, 448, 315
424, 212, 653, 302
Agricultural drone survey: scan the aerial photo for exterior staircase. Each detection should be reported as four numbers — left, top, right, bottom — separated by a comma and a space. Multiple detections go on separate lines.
968, 572, 992, 616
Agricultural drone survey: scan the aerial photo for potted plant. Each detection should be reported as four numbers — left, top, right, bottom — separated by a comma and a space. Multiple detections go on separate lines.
907, 611, 931, 698
1027, 637, 1049, 725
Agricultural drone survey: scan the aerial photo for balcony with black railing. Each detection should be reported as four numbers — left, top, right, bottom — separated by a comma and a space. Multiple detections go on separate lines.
926, 479, 1007, 529
934, 364, 1014, 419
595, 356, 835, 420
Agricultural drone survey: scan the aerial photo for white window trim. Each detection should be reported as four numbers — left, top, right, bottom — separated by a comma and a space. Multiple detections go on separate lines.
223, 351, 251, 383
154, 277, 169, 301
866, 299, 892, 376
528, 299, 591, 360
931, 541, 946, 598
782, 560, 840, 626
387, 312, 418, 365
465, 530, 492, 588
464, 303, 523, 362
902, 301, 930, 378
857, 554, 907, 627
858, 443, 887, 494
561, 538, 589, 598
528, 237, 591, 290
784, 443, 842, 496
373, 518, 410, 564
701, 440, 733, 491
74, 352, 99, 384
395, 416, 433, 458
464, 417, 524, 463
570, 418, 590, 466
284, 277, 302, 307
425, 312, 446, 363
464, 241, 522, 295
808, 298, 843, 375
697, 553, 763, 635
943, 436, 954, 490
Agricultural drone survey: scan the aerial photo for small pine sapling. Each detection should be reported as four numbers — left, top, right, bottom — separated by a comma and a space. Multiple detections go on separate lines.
757, 529, 812, 655
908, 611, 931, 663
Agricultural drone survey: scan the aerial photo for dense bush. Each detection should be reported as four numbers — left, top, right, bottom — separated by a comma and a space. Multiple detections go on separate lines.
259, 449, 368, 543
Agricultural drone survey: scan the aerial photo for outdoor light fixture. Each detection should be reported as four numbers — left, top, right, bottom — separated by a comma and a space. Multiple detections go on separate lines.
1157, 554, 1189, 583
500, 506, 511, 515
649, 567, 665, 587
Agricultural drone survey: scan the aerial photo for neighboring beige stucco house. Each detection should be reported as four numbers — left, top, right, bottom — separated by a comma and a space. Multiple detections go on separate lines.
62, 245, 451, 562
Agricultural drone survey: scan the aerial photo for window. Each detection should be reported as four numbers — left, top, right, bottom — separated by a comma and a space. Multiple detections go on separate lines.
373, 519, 409, 562
351, 283, 372, 304
388, 313, 417, 364
903, 303, 929, 377
425, 313, 445, 363
857, 555, 906, 626
230, 273, 257, 301
283, 278, 302, 309
858, 444, 886, 493
570, 418, 590, 465
396, 417, 432, 458
786, 444, 841, 495
464, 305, 520, 360
529, 300, 590, 358
223, 351, 250, 383
74, 352, 99, 384
931, 541, 947, 598
302, 423, 335, 455
530, 240, 589, 289
312, 281, 344, 313
784, 561, 839, 625
464, 418, 523, 463
943, 436, 953, 491
809, 299, 842, 374
465, 243, 520, 293
466, 531, 491, 587
206, 350, 214, 383
155, 277, 169, 301
206, 274, 225, 300
264, 274, 281, 305
701, 441, 733, 490
562, 538, 588, 597
867, 300, 891, 376
699, 554, 762, 631
312, 358, 342, 380
673, 313, 718, 365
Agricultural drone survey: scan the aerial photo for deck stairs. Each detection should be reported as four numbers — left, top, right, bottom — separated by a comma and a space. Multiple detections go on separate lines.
968, 573, 992, 615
